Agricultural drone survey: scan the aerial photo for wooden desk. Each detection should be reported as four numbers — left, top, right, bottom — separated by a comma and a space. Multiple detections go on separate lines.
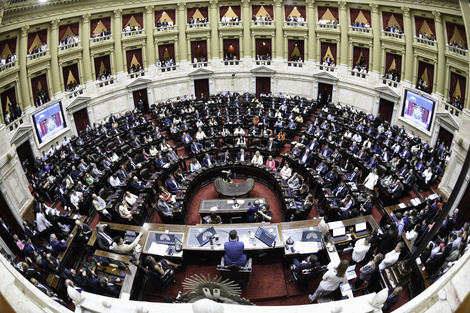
198, 197, 267, 223
142, 224, 186, 259
214, 177, 255, 198
183, 223, 283, 251
280, 219, 324, 256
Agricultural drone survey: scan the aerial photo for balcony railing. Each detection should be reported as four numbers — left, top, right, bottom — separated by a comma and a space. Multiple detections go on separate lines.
350, 26, 372, 33
219, 21, 242, 27
122, 29, 144, 37
7, 115, 25, 132
90, 35, 112, 44
350, 70, 368, 79
96, 76, 115, 88
0, 60, 17, 72
317, 23, 339, 30
255, 59, 272, 66
284, 21, 306, 27
382, 31, 404, 40
319, 64, 336, 72
159, 64, 179, 72
59, 41, 80, 51
155, 25, 176, 32
192, 61, 208, 68
415, 36, 437, 47
27, 50, 48, 61
128, 70, 146, 79
223, 60, 240, 66
382, 78, 399, 88
287, 61, 303, 68
187, 22, 209, 29
443, 102, 462, 118
65, 87, 85, 99
447, 44, 467, 57
252, 20, 274, 27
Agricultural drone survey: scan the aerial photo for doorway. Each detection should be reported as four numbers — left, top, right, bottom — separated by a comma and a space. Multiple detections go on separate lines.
16, 140, 35, 174
194, 79, 210, 100
133, 89, 149, 113
378, 98, 395, 124
318, 82, 332, 105
73, 108, 90, 134
256, 77, 271, 97
437, 126, 454, 150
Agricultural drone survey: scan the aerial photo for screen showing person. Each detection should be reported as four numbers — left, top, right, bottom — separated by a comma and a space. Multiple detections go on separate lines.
401, 90, 435, 132
32, 101, 67, 144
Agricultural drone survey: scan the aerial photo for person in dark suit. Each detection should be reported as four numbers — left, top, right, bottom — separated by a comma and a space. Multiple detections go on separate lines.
96, 224, 115, 250
266, 137, 277, 151
224, 230, 247, 267
202, 153, 217, 167
132, 176, 145, 191
190, 141, 204, 154
155, 154, 168, 171
382, 286, 402, 313
117, 165, 129, 181
126, 157, 138, 171
315, 161, 328, 176
166, 174, 179, 193
236, 149, 249, 162
299, 150, 312, 167
333, 181, 348, 201
388, 179, 403, 198
50, 234, 67, 253
219, 151, 232, 163
360, 195, 374, 216
292, 254, 321, 275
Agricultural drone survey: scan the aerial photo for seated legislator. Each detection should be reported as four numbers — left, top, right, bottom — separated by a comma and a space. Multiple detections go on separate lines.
387, 179, 403, 199
266, 155, 276, 171
315, 161, 328, 176
202, 153, 217, 167
118, 200, 133, 220
251, 151, 264, 165
50, 233, 67, 253
266, 137, 277, 151
156, 195, 174, 221
236, 149, 249, 162
112, 233, 142, 254
132, 176, 145, 192
292, 254, 321, 275
219, 151, 232, 163
144, 255, 180, 278
190, 158, 202, 172
109, 174, 122, 188
224, 230, 247, 267
166, 174, 180, 193
299, 150, 312, 167
92, 194, 111, 217
96, 224, 115, 251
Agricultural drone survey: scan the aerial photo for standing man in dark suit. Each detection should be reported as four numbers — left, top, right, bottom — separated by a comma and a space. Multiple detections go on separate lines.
360, 195, 373, 216
224, 230, 247, 266
382, 286, 402, 313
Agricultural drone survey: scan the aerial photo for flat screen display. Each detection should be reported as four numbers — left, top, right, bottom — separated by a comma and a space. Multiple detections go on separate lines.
32, 101, 67, 145
401, 90, 435, 132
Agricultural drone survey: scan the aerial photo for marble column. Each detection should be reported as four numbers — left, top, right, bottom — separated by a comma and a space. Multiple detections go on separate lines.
370, 3, 381, 73
81, 14, 92, 83
18, 26, 32, 106
113, 9, 124, 73
433, 10, 446, 96
145, 5, 156, 65
306, 0, 316, 61
401, 6, 413, 83
274, 0, 283, 59
338, 1, 348, 65
48, 21, 61, 95
209, 0, 219, 60
177, 2, 187, 62
241, 0, 251, 58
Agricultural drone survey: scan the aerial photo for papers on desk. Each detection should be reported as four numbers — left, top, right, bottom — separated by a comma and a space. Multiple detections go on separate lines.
294, 241, 319, 254
347, 182, 358, 191
346, 265, 357, 280
416, 257, 422, 265
340, 282, 353, 298
398, 203, 407, 209
328, 221, 344, 230
148, 242, 168, 256
427, 193, 439, 200
410, 198, 422, 206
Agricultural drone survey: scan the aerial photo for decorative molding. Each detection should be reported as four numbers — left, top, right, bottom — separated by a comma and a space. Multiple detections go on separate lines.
273, 0, 283, 7
114, 8, 122, 18
51, 19, 60, 30
20, 25, 29, 37
312, 71, 338, 81
369, 3, 378, 14
306, 0, 315, 9
338, 1, 347, 11
401, 6, 410, 18
82, 13, 91, 23
432, 10, 441, 23
250, 65, 276, 75
241, 0, 250, 8
177, 2, 186, 11
145, 5, 154, 14
375, 85, 400, 99
210, 0, 218, 9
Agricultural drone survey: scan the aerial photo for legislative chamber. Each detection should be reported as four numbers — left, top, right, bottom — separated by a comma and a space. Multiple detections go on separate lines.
0, 1, 469, 313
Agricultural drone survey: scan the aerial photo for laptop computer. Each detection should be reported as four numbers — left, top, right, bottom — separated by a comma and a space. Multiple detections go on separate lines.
255, 226, 276, 247
195, 226, 217, 246
301, 229, 322, 242
332, 227, 347, 243
155, 232, 176, 245
355, 222, 369, 237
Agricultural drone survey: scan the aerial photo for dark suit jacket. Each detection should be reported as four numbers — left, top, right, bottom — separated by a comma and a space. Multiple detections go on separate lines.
219, 154, 231, 163
236, 152, 249, 162
202, 156, 217, 167
382, 290, 400, 313
224, 240, 247, 266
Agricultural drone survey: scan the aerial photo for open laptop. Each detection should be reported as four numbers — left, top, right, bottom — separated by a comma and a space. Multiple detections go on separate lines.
301, 229, 322, 242
255, 226, 276, 247
332, 227, 347, 243
155, 232, 176, 245
195, 226, 217, 246
355, 222, 369, 238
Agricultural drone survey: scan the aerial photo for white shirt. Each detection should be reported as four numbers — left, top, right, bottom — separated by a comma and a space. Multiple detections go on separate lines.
70, 191, 83, 206
352, 238, 371, 263
36, 212, 52, 232
109, 176, 121, 187
379, 250, 401, 271
251, 155, 264, 165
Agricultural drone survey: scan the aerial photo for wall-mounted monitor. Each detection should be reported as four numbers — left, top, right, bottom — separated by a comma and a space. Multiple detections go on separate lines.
32, 101, 67, 145
401, 89, 436, 132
